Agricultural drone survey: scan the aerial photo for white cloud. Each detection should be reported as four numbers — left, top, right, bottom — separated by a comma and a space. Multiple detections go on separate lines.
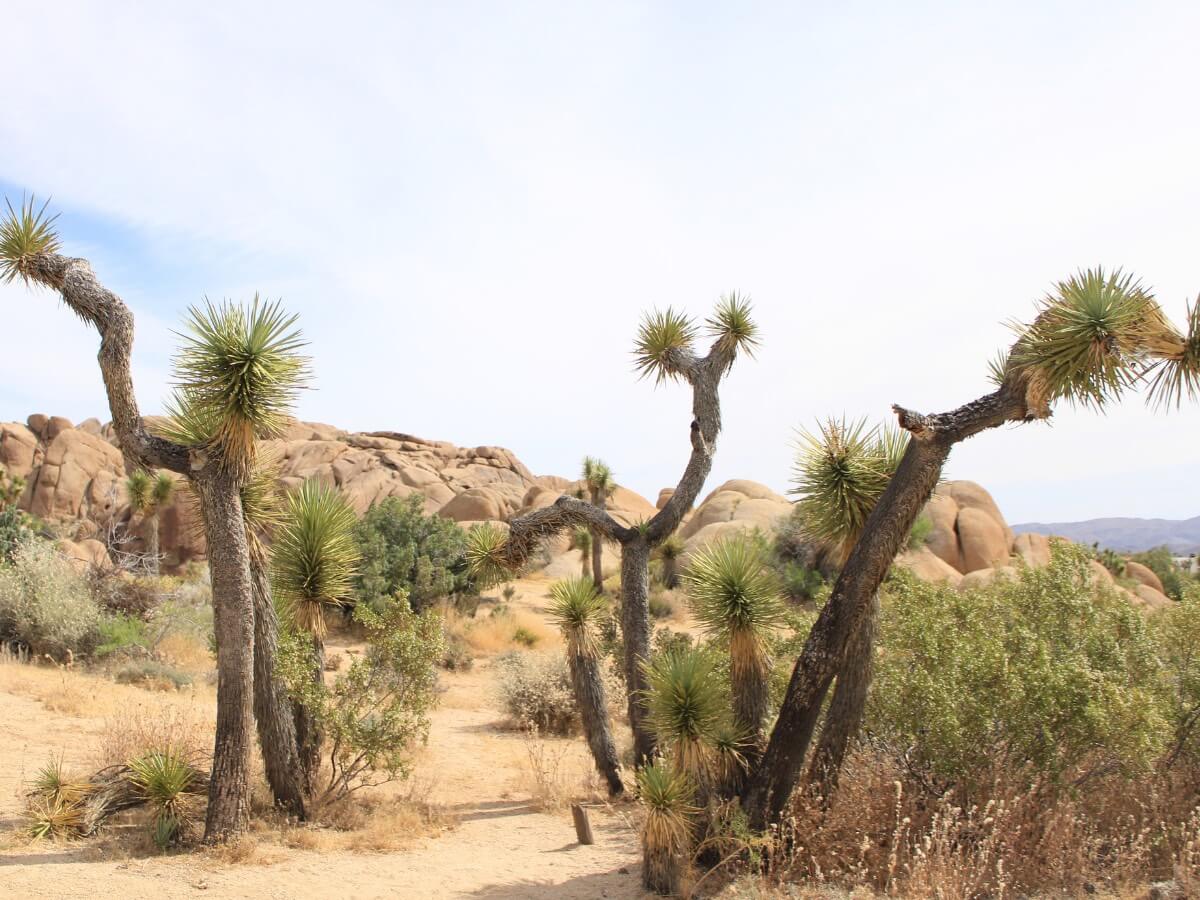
2, 1, 1198, 522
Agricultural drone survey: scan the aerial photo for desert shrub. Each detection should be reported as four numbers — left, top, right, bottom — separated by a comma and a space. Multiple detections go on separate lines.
870, 543, 1169, 784
440, 631, 474, 671
501, 583, 516, 602
95, 613, 150, 658
1154, 585, 1200, 763
775, 560, 824, 603
0, 539, 100, 658
88, 570, 176, 619
1132, 545, 1189, 600
278, 593, 443, 803
353, 494, 477, 613
906, 512, 933, 551
494, 652, 577, 734
512, 625, 539, 647
114, 659, 194, 690
648, 590, 675, 620
0, 505, 31, 563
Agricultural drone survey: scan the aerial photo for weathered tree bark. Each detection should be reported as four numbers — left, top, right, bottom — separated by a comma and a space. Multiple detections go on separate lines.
293, 637, 325, 791
730, 634, 772, 775
620, 538, 656, 764
145, 512, 161, 575
249, 555, 307, 818
743, 384, 1038, 830
567, 649, 624, 796
805, 590, 879, 790
195, 469, 257, 842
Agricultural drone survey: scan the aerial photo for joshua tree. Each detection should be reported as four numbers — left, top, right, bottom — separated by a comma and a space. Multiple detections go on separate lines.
683, 536, 786, 769
272, 479, 361, 790
2, 196, 309, 842
581, 457, 615, 591
637, 761, 698, 895
125, 469, 176, 574
656, 534, 685, 589
743, 268, 1200, 830
570, 526, 593, 580
790, 419, 905, 788
546, 576, 623, 797
467, 294, 758, 765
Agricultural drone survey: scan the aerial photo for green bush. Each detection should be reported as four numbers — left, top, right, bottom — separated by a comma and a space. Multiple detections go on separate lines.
95, 613, 150, 658
869, 544, 1169, 784
906, 513, 933, 551
494, 652, 577, 734
0, 506, 31, 564
114, 659, 193, 690
0, 540, 99, 658
353, 494, 477, 613
278, 593, 443, 802
512, 625, 539, 647
648, 590, 674, 620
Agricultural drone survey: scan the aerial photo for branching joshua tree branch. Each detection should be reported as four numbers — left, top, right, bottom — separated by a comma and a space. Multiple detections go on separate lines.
468, 294, 758, 764
742, 268, 1195, 830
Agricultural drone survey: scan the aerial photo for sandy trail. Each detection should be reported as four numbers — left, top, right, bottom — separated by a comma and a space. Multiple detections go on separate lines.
0, 578, 650, 899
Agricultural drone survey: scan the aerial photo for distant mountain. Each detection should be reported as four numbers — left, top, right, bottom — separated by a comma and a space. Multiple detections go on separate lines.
1013, 516, 1200, 555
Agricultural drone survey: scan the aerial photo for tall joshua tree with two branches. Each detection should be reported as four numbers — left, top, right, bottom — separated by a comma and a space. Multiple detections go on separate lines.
581, 457, 615, 591
743, 269, 1200, 830
125, 468, 176, 574
1, 197, 309, 842
468, 294, 758, 764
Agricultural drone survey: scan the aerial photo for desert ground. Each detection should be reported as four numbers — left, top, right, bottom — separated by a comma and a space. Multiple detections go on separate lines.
0, 574, 654, 899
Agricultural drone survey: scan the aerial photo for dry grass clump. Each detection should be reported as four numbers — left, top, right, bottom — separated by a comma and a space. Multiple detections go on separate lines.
276, 778, 452, 852
95, 702, 213, 770
755, 745, 1200, 899
441, 604, 558, 656
517, 727, 605, 811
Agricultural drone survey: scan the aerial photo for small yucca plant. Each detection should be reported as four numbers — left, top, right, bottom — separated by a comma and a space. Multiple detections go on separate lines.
0, 195, 60, 285
273, 479, 360, 639
643, 647, 727, 784
547, 576, 607, 658
25, 792, 87, 841
581, 456, 615, 499
684, 537, 785, 743
31, 756, 90, 806
638, 761, 698, 895
169, 296, 309, 480
656, 534, 686, 589
465, 522, 513, 589
128, 747, 201, 847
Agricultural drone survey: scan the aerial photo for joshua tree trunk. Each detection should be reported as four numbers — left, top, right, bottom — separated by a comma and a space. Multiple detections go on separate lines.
805, 590, 879, 790
731, 634, 772, 772
145, 512, 161, 575
621, 538, 656, 764
662, 556, 678, 590
743, 384, 1038, 831
195, 470, 257, 843
589, 520, 605, 593
568, 649, 624, 796
293, 637, 325, 791
581, 552, 592, 581
249, 555, 307, 818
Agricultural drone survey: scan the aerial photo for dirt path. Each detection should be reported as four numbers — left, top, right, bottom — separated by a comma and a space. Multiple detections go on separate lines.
0, 579, 650, 899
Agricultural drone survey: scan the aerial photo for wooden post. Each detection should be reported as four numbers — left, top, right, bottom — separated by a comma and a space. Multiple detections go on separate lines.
571, 803, 594, 845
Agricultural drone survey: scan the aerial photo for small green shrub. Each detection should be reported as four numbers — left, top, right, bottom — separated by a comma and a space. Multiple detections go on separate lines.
0, 505, 31, 563
0, 539, 99, 658
777, 560, 824, 603
502, 584, 517, 602
906, 513, 933, 551
114, 659, 194, 690
1131, 545, 1189, 600
95, 614, 149, 658
494, 652, 577, 734
353, 494, 477, 613
512, 625, 539, 647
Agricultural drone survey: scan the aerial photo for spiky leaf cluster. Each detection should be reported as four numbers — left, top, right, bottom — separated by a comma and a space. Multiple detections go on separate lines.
683, 537, 785, 645
1008, 268, 1167, 410
643, 647, 729, 780
637, 760, 698, 847
170, 296, 309, 478
125, 470, 175, 515
1147, 298, 1200, 410
464, 522, 514, 589
273, 479, 360, 638
791, 418, 905, 561
634, 307, 697, 384
127, 747, 201, 844
547, 576, 608, 657
705, 291, 759, 367
581, 456, 615, 499
0, 196, 60, 284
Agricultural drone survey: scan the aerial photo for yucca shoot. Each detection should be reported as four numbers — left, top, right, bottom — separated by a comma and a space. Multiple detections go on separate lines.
638, 761, 699, 895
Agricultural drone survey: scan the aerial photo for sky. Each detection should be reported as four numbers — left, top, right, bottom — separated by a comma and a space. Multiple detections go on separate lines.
2, 1, 1198, 524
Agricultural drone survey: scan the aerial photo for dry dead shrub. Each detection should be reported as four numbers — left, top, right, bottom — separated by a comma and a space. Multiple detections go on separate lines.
764, 745, 1200, 899
95, 702, 212, 769
281, 777, 451, 852
517, 727, 603, 811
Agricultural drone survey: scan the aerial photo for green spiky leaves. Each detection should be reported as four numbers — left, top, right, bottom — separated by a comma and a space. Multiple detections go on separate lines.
705, 291, 759, 366
683, 537, 785, 644
464, 521, 514, 589
273, 479, 360, 638
637, 760, 698, 850
791, 418, 906, 561
1147, 298, 1200, 410
547, 576, 607, 657
581, 456, 615, 499
634, 307, 697, 384
170, 296, 309, 479
127, 469, 176, 514
0, 195, 60, 285
643, 647, 728, 781
1009, 268, 1165, 410
127, 747, 201, 846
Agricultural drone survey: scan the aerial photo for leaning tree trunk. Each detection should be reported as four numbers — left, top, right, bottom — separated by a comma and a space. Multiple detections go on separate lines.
621, 538, 656, 765
568, 648, 624, 796
249, 555, 307, 818
805, 590, 880, 791
145, 511, 161, 575
293, 636, 325, 791
196, 470, 258, 843
743, 385, 1035, 831
590, 524, 605, 593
